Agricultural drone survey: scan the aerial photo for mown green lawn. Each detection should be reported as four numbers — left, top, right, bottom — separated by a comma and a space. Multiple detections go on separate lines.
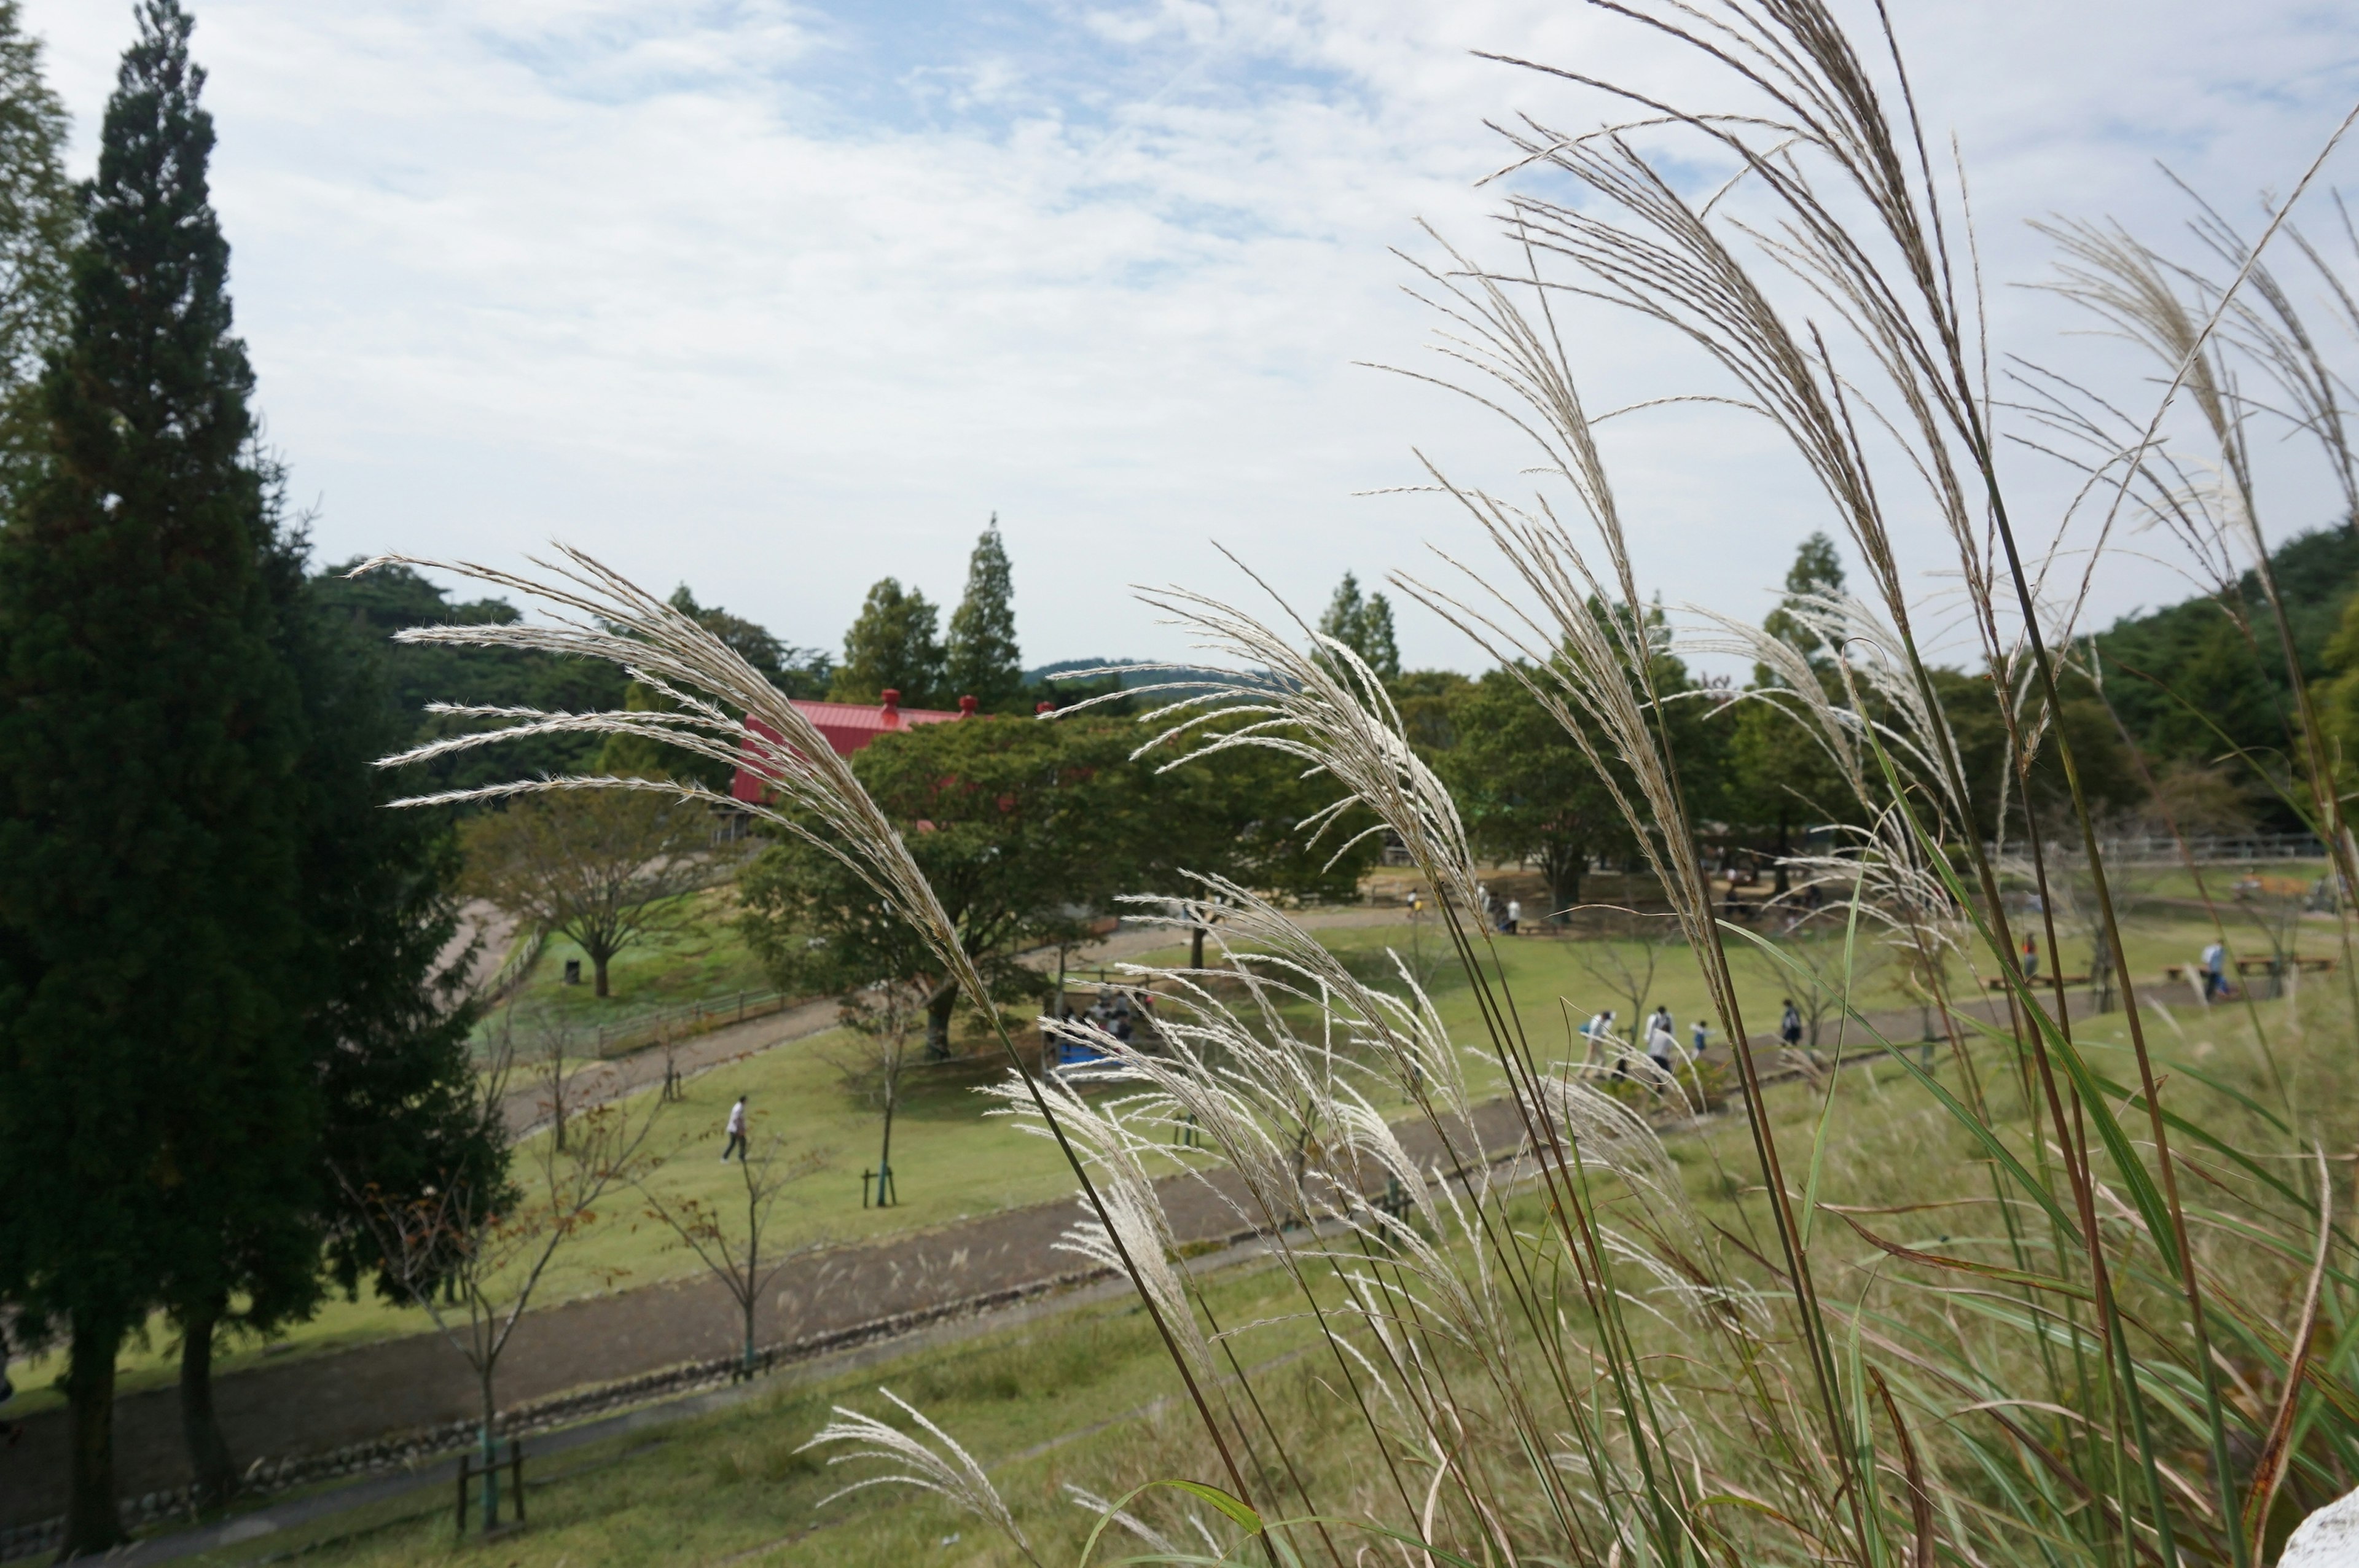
477, 887, 773, 1047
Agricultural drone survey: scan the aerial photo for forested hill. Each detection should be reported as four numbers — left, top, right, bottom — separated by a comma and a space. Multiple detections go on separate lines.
308, 561, 630, 797
2091, 525, 2359, 768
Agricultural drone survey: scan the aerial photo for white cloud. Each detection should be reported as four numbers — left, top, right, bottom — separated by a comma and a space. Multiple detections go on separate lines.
21, 0, 2359, 673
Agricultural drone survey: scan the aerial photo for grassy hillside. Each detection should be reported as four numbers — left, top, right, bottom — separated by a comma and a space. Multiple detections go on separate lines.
160, 976, 2358, 1567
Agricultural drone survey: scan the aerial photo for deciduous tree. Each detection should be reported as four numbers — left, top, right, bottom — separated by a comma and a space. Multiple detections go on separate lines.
461, 789, 721, 997
739, 716, 1158, 1056
831, 577, 945, 706
1441, 666, 1631, 917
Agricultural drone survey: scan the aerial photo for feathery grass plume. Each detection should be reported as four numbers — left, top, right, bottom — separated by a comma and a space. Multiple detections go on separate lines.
2035, 214, 2359, 970
1072, 583, 1774, 1561
1018, 908, 1774, 1567
350, 545, 1266, 1519
1375, 240, 1871, 1550
1387, 7, 2359, 1557
799, 1389, 1039, 1566
980, 1068, 1213, 1381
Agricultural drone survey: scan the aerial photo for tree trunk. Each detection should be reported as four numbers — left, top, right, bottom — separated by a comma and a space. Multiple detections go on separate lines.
1773, 811, 1793, 896
1191, 924, 1205, 972
878, 1093, 898, 1206
178, 1303, 237, 1508
479, 1367, 501, 1532
65, 1315, 126, 1556
1546, 845, 1584, 919
741, 1235, 760, 1376
592, 952, 611, 998
923, 989, 955, 1061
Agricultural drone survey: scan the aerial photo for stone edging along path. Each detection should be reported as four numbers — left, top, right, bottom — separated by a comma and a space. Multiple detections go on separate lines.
0, 975, 2156, 1542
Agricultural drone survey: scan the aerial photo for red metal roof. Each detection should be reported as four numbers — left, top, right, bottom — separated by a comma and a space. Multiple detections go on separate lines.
731, 692, 967, 802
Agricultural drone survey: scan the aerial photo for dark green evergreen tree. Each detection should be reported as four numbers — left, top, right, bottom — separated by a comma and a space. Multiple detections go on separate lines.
0, 3, 309, 1547
945, 517, 1023, 710
168, 536, 509, 1506
1758, 530, 1845, 676
0, 0, 72, 507
1318, 571, 1401, 683
831, 576, 945, 706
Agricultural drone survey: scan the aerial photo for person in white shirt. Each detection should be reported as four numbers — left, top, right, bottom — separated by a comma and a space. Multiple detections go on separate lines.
1504, 899, 1522, 935
1646, 1013, 1677, 1072
722, 1095, 749, 1162
1689, 1018, 1708, 1058
2201, 940, 2229, 1000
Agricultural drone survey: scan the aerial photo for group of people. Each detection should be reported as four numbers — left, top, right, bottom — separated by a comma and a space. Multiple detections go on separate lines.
1582, 1004, 1709, 1077
1048, 987, 1156, 1072
1477, 884, 1524, 936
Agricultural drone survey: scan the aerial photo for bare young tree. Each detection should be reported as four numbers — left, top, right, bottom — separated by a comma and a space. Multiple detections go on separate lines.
348, 1036, 658, 1533
634, 1117, 826, 1379
829, 979, 925, 1208
461, 787, 723, 998
1569, 914, 1678, 1050
1744, 910, 1893, 1055
520, 1009, 604, 1153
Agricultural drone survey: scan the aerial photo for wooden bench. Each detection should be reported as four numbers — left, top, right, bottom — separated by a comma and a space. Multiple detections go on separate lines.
1982, 973, 2091, 992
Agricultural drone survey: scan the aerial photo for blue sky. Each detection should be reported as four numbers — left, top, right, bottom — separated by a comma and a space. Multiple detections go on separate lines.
22, 0, 2359, 673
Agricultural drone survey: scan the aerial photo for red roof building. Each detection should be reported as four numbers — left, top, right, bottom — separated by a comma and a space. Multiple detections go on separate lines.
730, 688, 972, 802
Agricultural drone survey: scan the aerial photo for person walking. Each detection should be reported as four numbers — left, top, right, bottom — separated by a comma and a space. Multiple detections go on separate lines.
2202, 939, 2229, 1000
1780, 999, 1802, 1050
2020, 934, 2040, 981
1690, 1018, 1708, 1058
1505, 898, 1522, 936
1646, 1012, 1677, 1073
722, 1094, 749, 1162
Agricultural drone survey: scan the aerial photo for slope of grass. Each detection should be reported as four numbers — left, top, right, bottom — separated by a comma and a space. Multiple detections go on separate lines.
159, 979, 2357, 1567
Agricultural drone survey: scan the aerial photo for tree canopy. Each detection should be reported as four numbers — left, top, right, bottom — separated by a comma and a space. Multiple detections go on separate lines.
832, 576, 947, 706
739, 715, 1160, 1054
0, 0, 72, 507
461, 789, 721, 997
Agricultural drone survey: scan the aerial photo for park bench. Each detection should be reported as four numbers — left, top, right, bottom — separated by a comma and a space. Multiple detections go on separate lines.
1981, 973, 2091, 991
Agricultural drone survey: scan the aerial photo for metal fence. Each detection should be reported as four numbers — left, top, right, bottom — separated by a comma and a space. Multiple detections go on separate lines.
576, 988, 800, 1059
1987, 832, 2328, 866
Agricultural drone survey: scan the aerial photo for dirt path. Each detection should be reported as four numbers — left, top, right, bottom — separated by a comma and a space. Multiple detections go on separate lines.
0, 970, 2173, 1531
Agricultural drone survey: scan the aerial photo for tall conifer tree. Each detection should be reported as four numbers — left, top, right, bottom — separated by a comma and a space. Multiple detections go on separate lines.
945, 516, 1023, 710
0, 2, 311, 1546
0, 0, 73, 507
1318, 571, 1401, 683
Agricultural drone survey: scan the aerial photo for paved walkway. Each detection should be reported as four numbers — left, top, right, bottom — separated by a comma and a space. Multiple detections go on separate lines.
0, 954, 2168, 1534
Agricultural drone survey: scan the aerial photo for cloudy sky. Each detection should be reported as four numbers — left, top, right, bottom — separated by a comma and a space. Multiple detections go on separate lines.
20, 0, 2359, 673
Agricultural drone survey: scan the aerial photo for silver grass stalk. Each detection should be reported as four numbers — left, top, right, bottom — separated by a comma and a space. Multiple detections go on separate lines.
1058, 566, 1484, 923
980, 1071, 1214, 1381
799, 1388, 1038, 1564
352, 545, 1268, 1515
